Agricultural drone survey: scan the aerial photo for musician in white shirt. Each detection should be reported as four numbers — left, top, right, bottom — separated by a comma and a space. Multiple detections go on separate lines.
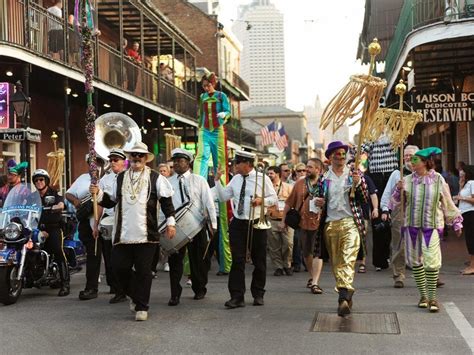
163, 148, 217, 306
214, 151, 277, 308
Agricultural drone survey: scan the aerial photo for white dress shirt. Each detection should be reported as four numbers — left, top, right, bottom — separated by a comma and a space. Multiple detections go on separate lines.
159, 169, 217, 229
215, 168, 278, 220
99, 171, 118, 218
381, 170, 400, 212
66, 173, 95, 228
325, 166, 353, 222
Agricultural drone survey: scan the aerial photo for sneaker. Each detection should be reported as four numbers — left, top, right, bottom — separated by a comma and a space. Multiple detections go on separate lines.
375, 267, 382, 272
393, 280, 404, 288
418, 297, 429, 308
429, 300, 440, 313
164, 263, 170, 272
129, 300, 136, 313
186, 278, 192, 286
135, 311, 148, 321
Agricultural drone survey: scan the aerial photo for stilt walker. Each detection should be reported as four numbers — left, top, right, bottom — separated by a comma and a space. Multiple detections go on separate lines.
193, 73, 232, 274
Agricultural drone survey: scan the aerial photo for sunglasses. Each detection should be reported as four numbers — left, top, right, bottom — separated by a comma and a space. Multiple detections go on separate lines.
109, 158, 122, 162
33, 178, 45, 183
131, 152, 146, 158
410, 156, 422, 164
296, 169, 306, 173
282, 169, 291, 172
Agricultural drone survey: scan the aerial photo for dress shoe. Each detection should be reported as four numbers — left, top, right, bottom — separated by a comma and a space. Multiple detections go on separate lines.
293, 265, 301, 273
283, 267, 293, 276
216, 271, 229, 276
78, 289, 98, 300
58, 284, 70, 297
224, 298, 245, 309
253, 296, 264, 306
273, 268, 284, 276
394, 280, 404, 288
168, 296, 180, 306
109, 294, 127, 304
436, 279, 445, 288
135, 311, 148, 321
337, 300, 351, 317
193, 291, 206, 300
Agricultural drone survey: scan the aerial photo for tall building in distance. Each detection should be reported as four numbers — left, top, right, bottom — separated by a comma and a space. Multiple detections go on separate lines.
233, 0, 286, 108
186, 0, 220, 15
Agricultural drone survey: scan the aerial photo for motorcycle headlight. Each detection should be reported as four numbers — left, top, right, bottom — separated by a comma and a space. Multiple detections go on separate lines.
4, 222, 22, 241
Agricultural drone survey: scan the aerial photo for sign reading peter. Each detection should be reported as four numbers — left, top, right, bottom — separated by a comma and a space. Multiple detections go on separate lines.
414, 92, 473, 123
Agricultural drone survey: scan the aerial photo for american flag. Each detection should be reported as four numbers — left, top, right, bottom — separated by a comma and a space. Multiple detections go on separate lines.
260, 121, 276, 146
275, 127, 288, 150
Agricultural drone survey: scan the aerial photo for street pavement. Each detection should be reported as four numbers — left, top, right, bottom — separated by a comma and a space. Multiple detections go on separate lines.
0, 234, 473, 354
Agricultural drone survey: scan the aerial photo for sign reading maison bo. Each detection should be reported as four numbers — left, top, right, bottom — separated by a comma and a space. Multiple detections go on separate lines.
414, 92, 473, 123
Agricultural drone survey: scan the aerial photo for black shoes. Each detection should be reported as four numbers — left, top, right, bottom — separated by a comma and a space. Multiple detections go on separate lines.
273, 268, 284, 276
109, 294, 127, 304
216, 271, 229, 276
337, 300, 351, 317
58, 284, 70, 297
168, 296, 180, 306
283, 267, 293, 276
253, 296, 264, 306
78, 289, 98, 300
193, 291, 206, 300
224, 298, 245, 309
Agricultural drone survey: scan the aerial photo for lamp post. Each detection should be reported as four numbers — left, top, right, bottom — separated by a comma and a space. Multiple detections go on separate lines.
10, 80, 31, 181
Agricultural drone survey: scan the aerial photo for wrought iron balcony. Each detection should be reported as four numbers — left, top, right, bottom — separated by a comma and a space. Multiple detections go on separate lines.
232, 71, 250, 99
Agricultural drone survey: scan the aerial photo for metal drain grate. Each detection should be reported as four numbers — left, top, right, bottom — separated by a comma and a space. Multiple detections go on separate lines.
311, 312, 400, 334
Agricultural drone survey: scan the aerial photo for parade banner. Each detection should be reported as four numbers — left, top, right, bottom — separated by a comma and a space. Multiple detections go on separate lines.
414, 92, 474, 123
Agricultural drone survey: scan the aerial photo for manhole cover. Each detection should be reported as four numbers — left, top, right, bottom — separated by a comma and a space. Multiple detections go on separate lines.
311, 312, 400, 334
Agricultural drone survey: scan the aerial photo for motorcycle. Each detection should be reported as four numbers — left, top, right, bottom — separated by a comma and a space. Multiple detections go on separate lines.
0, 184, 82, 305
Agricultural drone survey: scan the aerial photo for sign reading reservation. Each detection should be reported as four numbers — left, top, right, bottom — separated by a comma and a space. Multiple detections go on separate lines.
414, 92, 474, 123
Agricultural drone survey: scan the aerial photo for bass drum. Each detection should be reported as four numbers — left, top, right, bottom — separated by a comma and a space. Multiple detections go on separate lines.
99, 215, 115, 240
159, 202, 204, 255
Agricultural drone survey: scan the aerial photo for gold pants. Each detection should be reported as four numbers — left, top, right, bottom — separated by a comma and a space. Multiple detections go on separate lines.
324, 218, 360, 291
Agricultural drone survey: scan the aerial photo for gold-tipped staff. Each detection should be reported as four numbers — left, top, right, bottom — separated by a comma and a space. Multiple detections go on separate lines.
47, 131, 65, 190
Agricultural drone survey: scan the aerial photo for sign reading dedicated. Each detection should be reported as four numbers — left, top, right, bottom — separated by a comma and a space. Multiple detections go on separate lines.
414, 92, 473, 123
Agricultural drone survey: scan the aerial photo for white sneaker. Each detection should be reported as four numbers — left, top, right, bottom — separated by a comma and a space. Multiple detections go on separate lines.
164, 263, 170, 272
135, 311, 148, 321
186, 278, 192, 286
129, 300, 136, 313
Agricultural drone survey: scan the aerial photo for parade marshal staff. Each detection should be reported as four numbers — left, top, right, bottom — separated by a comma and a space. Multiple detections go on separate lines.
91, 142, 176, 322
214, 151, 277, 308
164, 148, 217, 306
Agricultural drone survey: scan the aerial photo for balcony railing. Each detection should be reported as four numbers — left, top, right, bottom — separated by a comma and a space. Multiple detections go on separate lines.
232, 71, 250, 98
0, 0, 197, 120
384, 0, 474, 83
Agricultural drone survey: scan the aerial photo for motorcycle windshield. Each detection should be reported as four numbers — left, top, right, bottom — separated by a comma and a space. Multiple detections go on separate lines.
0, 184, 42, 230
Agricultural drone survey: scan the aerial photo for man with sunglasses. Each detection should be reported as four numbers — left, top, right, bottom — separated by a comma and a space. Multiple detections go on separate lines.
314, 141, 369, 317
380, 145, 419, 289
214, 151, 277, 308
164, 148, 217, 306
94, 148, 127, 303
33, 169, 70, 296
279, 163, 294, 186
91, 142, 176, 321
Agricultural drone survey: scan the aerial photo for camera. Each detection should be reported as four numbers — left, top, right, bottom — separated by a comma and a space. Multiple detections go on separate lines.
373, 219, 391, 232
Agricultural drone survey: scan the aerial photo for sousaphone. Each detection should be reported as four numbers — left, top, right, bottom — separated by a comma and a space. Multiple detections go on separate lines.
94, 112, 142, 160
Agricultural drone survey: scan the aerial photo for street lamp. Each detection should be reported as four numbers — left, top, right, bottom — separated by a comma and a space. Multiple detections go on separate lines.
10, 81, 31, 126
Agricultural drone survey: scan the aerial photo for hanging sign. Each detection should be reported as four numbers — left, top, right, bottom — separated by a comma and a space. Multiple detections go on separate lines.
414, 92, 474, 123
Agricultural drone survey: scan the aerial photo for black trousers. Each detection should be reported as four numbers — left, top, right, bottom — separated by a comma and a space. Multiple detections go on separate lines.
228, 218, 267, 300
78, 221, 102, 291
112, 243, 156, 312
368, 172, 392, 269
43, 226, 69, 284
101, 237, 120, 293
168, 227, 210, 298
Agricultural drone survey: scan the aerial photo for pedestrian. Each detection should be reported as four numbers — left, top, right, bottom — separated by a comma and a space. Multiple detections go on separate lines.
65, 156, 106, 301
95, 149, 127, 304
126, 42, 141, 92
391, 147, 463, 312
47, 0, 64, 60
165, 148, 217, 306
91, 142, 176, 321
315, 141, 369, 316
214, 151, 277, 308
380, 145, 419, 288
455, 165, 474, 275
279, 163, 294, 185
267, 166, 294, 276
282, 159, 324, 294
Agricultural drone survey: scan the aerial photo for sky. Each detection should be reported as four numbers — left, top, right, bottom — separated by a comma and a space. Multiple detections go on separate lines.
219, 0, 367, 112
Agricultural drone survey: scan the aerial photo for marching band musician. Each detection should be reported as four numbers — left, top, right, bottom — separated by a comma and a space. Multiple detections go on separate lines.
164, 148, 217, 306
90, 142, 176, 322
214, 151, 277, 308
94, 148, 127, 304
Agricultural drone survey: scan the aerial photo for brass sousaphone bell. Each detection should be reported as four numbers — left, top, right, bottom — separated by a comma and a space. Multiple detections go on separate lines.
94, 112, 142, 160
